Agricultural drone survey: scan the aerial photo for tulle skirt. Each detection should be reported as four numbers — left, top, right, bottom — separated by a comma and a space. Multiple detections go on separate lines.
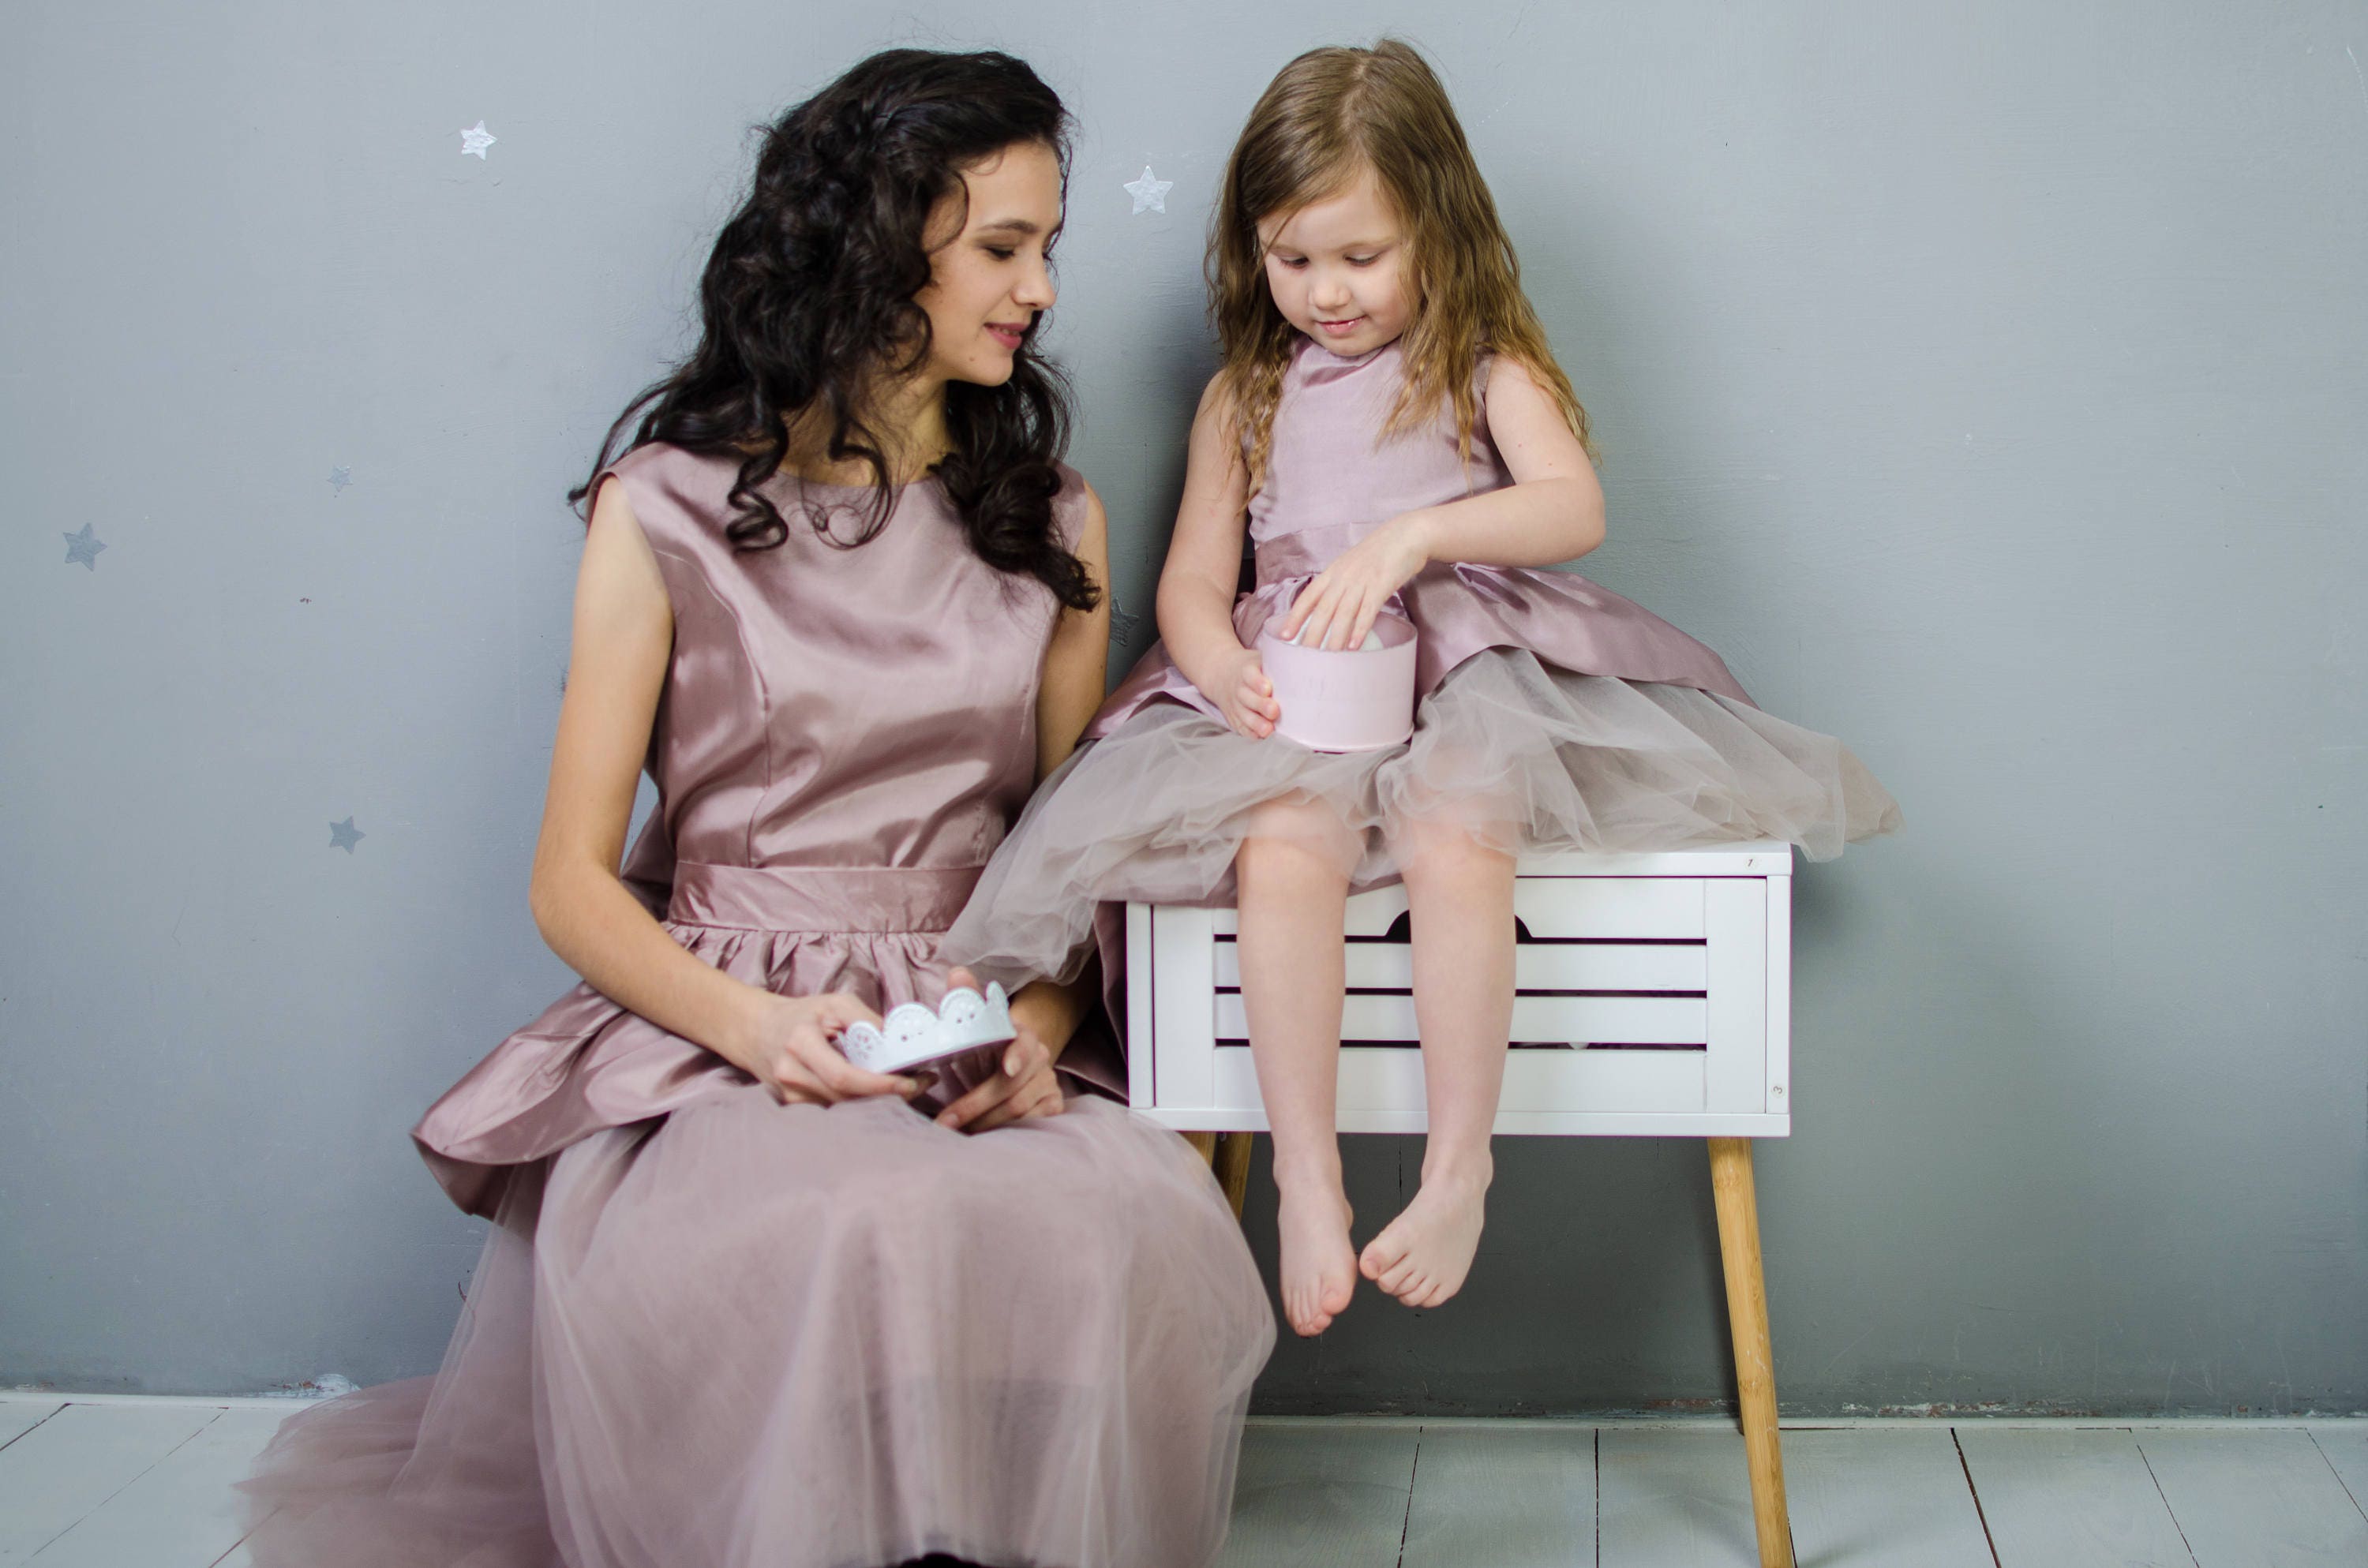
236, 1087, 1276, 1568
942, 648, 1900, 989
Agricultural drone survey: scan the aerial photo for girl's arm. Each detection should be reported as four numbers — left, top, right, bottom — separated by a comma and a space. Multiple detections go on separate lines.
1279, 357, 1607, 650
1156, 375, 1283, 737
529, 477, 917, 1105
935, 479, 1112, 1132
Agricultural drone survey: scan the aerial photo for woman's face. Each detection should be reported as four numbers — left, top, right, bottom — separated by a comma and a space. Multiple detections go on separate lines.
912, 140, 1064, 389
1255, 163, 1411, 357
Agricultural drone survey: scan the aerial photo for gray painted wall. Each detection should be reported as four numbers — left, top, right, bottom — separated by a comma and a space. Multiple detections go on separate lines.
5, 0, 2362, 1416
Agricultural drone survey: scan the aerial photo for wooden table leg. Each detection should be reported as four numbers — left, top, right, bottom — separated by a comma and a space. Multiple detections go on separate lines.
1710, 1136, 1795, 1568
1215, 1132, 1253, 1221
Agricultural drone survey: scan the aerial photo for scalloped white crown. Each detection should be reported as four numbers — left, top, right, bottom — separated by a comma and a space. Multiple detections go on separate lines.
837, 982, 1017, 1074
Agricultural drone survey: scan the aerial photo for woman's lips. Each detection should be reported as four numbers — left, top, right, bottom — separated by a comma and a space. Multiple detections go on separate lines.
987, 324, 1026, 350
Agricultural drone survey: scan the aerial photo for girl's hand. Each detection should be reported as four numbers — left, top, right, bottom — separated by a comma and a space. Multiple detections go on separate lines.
934, 967, 1066, 1133
1212, 646, 1280, 739
735, 990, 925, 1107
1276, 511, 1435, 651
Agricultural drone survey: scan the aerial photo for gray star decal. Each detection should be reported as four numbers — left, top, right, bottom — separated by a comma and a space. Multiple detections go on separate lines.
1108, 597, 1142, 643
328, 817, 365, 853
330, 466, 352, 494
63, 523, 107, 570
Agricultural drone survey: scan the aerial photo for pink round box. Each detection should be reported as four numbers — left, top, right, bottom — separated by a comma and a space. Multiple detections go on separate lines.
1253, 612, 1419, 753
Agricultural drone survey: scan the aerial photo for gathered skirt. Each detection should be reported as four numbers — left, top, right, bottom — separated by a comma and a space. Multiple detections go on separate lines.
942, 647, 1901, 990
238, 868, 1277, 1568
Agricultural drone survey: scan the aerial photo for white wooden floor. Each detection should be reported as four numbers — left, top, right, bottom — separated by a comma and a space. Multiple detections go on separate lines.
3, 1397, 2364, 1566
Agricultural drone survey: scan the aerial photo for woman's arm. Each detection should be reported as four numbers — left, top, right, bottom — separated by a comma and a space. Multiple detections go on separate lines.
1032, 479, 1112, 780
529, 476, 916, 1104
1154, 376, 1281, 738
936, 478, 1112, 1132
1278, 357, 1608, 650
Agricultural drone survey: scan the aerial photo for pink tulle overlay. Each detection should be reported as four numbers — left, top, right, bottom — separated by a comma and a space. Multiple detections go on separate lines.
240, 1085, 1273, 1568
942, 648, 1901, 990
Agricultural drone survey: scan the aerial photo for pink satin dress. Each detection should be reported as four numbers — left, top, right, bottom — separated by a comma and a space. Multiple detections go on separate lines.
941, 335, 1900, 988
238, 443, 1276, 1568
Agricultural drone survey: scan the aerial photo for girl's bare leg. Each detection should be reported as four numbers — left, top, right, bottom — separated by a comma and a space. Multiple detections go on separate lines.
1359, 816, 1516, 1309
1235, 798, 1359, 1336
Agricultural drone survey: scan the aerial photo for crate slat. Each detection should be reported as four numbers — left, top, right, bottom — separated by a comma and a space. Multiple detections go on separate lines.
1210, 1044, 1706, 1116
1210, 877, 1708, 940
1212, 993, 1708, 1046
1213, 941, 1710, 993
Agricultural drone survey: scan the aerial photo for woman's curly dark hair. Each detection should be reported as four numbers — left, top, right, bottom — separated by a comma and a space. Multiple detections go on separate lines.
577, 49, 1098, 612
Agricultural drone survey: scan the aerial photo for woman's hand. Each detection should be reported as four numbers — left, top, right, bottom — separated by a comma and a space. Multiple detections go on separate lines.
734, 990, 925, 1107
1208, 646, 1280, 739
1275, 511, 1435, 651
933, 968, 1069, 1133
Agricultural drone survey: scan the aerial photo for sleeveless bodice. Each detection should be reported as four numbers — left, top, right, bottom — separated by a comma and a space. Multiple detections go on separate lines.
1246, 336, 1504, 568
608, 444, 1070, 879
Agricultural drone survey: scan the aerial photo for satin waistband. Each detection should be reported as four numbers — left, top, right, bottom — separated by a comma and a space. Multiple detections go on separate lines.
666, 862, 983, 934
1253, 522, 1376, 587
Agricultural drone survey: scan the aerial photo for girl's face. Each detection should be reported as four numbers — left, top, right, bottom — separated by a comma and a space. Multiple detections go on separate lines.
912, 140, 1063, 390
1255, 163, 1411, 357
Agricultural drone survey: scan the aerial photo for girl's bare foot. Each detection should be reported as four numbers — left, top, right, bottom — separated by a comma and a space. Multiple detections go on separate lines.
1358, 1158, 1490, 1309
1273, 1166, 1358, 1336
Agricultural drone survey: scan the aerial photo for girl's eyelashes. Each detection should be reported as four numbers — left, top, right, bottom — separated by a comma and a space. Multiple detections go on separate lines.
1270, 253, 1383, 269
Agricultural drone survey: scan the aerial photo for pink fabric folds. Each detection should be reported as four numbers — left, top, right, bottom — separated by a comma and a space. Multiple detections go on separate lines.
413, 860, 1003, 1222
249, 1091, 1272, 1568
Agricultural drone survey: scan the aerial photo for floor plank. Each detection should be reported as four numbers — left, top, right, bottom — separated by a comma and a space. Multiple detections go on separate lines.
1781, 1428, 1993, 1567
2138, 1429, 2368, 1566
0, 1403, 220, 1561
1218, 1424, 1420, 1568
1954, 1425, 2194, 1567
2307, 1429, 2368, 1522
30, 1408, 285, 1568
1399, 1424, 1594, 1568
0, 1406, 63, 1454
1598, 1428, 1760, 1567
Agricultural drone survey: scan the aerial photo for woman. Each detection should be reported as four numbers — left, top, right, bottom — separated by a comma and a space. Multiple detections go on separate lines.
239, 48, 1275, 1568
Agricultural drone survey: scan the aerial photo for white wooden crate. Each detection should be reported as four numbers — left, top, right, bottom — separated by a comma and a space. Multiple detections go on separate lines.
1126, 840, 1793, 1138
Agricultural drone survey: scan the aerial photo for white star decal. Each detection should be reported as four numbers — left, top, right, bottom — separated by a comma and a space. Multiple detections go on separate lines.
1123, 166, 1173, 215
459, 121, 497, 159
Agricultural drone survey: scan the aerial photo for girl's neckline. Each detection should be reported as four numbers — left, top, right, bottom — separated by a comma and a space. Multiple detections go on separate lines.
1298, 334, 1399, 369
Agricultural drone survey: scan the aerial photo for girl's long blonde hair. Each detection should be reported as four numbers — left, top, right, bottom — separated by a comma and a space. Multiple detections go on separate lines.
1208, 38, 1595, 496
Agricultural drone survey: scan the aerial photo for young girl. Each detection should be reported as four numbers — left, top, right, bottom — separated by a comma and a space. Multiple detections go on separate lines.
944, 39, 1899, 1338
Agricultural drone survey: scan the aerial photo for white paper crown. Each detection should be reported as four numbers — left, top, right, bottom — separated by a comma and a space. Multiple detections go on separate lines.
837, 982, 1017, 1074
